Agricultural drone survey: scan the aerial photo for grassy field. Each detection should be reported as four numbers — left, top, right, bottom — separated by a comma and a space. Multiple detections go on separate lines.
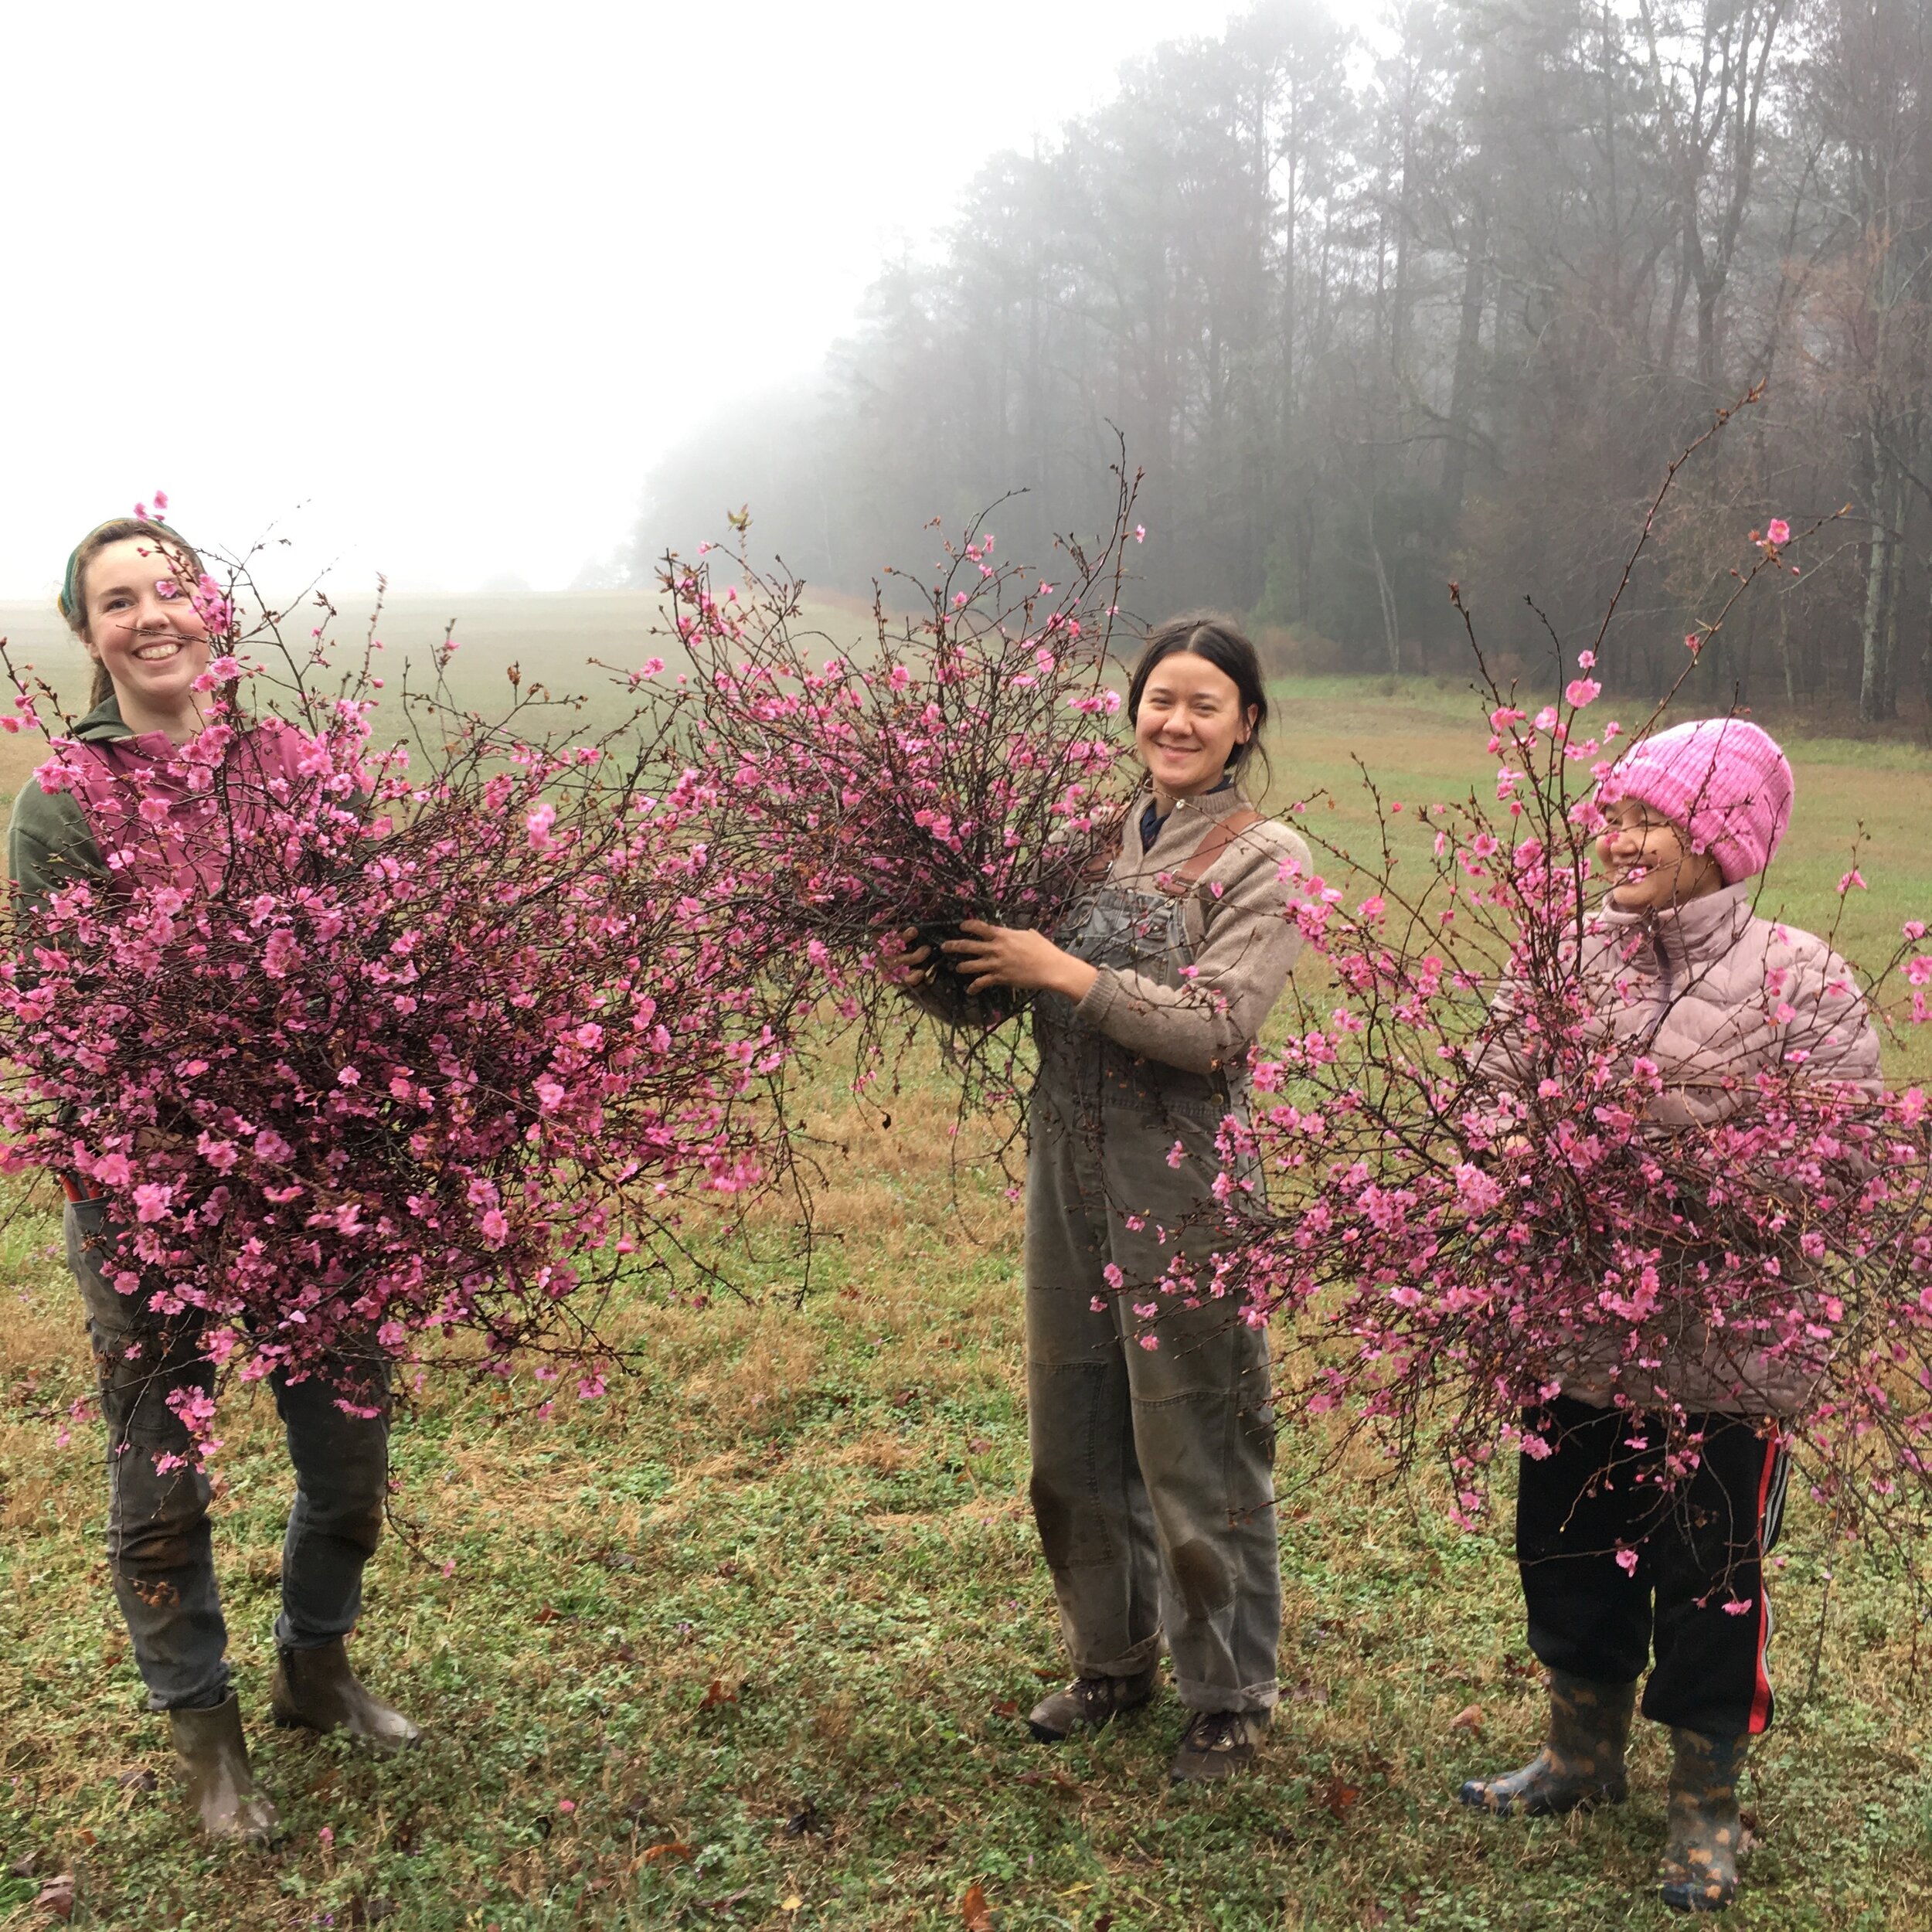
3, 665, 1932, 1930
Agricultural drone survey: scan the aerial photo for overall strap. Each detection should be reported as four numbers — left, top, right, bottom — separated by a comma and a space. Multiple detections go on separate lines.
1160, 808, 1264, 897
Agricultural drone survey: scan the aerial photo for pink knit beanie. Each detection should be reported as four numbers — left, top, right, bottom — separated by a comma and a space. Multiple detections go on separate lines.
1597, 718, 1794, 883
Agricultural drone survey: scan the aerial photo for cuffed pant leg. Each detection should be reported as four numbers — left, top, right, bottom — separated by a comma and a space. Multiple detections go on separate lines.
1025, 1104, 1163, 1679
1515, 1399, 1654, 1689
1128, 1309, 1280, 1713
1100, 1090, 1281, 1715
69, 1202, 230, 1711
272, 1351, 391, 1651
1644, 1417, 1788, 1738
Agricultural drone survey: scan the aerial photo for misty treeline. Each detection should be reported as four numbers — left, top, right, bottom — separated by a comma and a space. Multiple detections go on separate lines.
630, 0, 1932, 721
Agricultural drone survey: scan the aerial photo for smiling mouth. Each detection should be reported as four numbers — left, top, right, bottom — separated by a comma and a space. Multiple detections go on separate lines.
132, 640, 184, 662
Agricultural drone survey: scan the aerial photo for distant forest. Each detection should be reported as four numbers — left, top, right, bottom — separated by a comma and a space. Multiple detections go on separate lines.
631, 0, 1932, 719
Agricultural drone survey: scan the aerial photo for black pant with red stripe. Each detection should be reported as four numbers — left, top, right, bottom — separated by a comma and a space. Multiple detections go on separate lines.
1515, 1396, 1790, 1739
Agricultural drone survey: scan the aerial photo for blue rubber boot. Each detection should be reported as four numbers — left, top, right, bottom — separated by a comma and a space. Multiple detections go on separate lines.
1659, 1728, 1747, 1913
1458, 1669, 1635, 1816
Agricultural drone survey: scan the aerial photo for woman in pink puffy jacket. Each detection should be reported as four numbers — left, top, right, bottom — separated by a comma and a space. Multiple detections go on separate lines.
1458, 719, 1880, 1916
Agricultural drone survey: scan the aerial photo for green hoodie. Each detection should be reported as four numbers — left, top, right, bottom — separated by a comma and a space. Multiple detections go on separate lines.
6, 693, 129, 924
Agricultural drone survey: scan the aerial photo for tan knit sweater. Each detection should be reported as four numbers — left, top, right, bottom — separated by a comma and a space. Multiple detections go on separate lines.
1069, 785, 1311, 1078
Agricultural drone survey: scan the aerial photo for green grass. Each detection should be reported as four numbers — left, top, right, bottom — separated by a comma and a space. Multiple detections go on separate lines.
4, 675, 1932, 1929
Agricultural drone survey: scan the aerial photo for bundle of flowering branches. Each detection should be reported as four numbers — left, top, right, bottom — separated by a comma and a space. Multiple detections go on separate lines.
0, 574, 807, 1433
659, 465, 1145, 1111
1155, 510, 1932, 1551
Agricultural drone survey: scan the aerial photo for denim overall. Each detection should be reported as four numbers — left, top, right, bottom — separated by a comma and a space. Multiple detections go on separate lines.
1023, 873, 1281, 1714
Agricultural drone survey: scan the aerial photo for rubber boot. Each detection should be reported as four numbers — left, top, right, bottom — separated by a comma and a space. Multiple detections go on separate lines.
1027, 1667, 1156, 1742
1458, 1669, 1635, 1815
270, 1638, 421, 1755
170, 1692, 280, 1845
1659, 1728, 1747, 1913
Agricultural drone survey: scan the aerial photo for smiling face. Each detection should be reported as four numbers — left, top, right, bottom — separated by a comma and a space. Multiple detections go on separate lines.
1131, 648, 1257, 799
79, 536, 211, 727
1597, 796, 1726, 910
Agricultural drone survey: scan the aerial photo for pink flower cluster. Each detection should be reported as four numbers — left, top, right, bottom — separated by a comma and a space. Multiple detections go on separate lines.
1146, 582, 1932, 1535
659, 462, 1145, 1099
0, 656, 803, 1414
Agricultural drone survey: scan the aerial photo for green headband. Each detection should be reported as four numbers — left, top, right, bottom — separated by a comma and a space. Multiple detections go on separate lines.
59, 519, 191, 624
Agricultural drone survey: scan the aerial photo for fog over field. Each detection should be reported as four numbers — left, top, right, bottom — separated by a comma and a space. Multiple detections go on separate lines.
0, 0, 1253, 602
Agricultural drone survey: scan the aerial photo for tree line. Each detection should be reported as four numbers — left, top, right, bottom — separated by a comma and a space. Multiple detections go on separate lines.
630, 0, 1932, 720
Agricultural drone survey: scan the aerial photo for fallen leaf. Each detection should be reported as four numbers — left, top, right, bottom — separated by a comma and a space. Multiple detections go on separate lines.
961, 1879, 994, 1930
989, 1699, 1020, 1719
1449, 1704, 1484, 1735
1014, 1770, 1046, 1787
1291, 1678, 1330, 1706
532, 1604, 559, 1625
1321, 1775, 1362, 1819
116, 1767, 158, 1791
35, 1876, 75, 1923
1092, 1917, 1114, 1932
1031, 1666, 1062, 1682
700, 1678, 739, 1711
643, 1841, 693, 1864
781, 1897, 802, 1913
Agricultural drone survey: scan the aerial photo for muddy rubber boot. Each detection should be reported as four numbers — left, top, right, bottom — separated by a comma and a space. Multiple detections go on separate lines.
1458, 1669, 1635, 1815
170, 1692, 280, 1845
270, 1638, 421, 1755
1170, 1708, 1268, 1783
1027, 1667, 1157, 1742
1659, 1728, 1747, 1913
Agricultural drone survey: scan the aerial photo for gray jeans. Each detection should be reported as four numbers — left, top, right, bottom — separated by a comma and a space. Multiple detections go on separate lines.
1023, 1082, 1281, 1714
67, 1199, 391, 1710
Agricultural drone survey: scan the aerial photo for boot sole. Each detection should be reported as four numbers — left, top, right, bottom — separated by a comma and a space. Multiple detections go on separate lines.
1171, 1750, 1256, 1784
1026, 1693, 1153, 1744
1458, 1780, 1628, 1816
271, 1707, 419, 1755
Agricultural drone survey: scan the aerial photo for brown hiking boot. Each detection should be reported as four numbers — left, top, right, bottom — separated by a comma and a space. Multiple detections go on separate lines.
170, 1692, 280, 1845
1027, 1668, 1156, 1742
1169, 1708, 1268, 1783
1659, 1728, 1747, 1913
270, 1638, 421, 1755
1458, 1668, 1635, 1815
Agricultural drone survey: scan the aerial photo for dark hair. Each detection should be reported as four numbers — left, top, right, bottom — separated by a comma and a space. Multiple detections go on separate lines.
1126, 611, 1271, 791
58, 518, 208, 710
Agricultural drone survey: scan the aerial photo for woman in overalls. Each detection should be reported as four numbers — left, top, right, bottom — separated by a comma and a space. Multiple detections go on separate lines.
905, 614, 1308, 1782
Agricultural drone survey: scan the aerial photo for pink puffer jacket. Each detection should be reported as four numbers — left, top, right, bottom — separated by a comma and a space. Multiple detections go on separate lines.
1488, 882, 1883, 1417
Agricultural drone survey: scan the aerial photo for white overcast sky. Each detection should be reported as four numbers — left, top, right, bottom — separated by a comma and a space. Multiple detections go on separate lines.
2, 0, 1373, 599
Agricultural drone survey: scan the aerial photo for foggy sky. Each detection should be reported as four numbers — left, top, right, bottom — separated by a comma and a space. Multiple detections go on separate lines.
3, 0, 1358, 603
